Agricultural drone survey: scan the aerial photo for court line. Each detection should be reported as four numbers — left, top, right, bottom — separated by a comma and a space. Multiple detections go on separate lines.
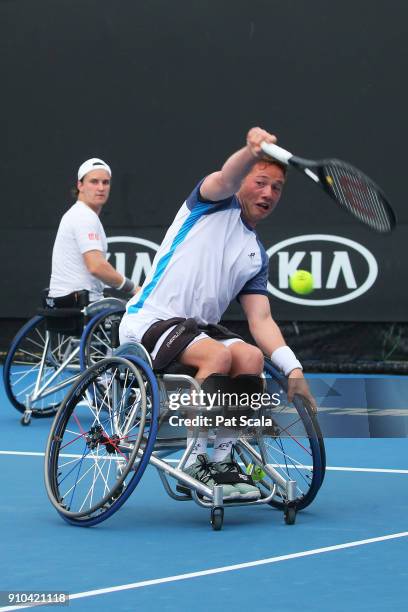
323, 466, 408, 474
0, 451, 45, 457
1, 530, 407, 611
1, 450, 408, 474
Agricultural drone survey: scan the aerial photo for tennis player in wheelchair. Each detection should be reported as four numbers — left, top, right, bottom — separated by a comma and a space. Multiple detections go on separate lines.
3, 158, 138, 423
47, 157, 137, 309
119, 127, 316, 501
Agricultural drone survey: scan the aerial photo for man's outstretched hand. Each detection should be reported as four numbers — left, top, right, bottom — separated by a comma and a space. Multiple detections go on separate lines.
287, 369, 317, 412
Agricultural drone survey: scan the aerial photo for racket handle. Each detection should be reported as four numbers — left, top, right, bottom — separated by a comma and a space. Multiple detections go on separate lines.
260, 142, 293, 165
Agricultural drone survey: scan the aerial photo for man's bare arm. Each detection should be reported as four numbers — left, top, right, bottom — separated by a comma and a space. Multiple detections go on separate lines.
240, 294, 286, 356
83, 250, 138, 294
240, 294, 317, 410
200, 127, 277, 202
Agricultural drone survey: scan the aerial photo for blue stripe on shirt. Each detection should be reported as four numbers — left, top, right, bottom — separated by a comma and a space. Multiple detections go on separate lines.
128, 202, 212, 314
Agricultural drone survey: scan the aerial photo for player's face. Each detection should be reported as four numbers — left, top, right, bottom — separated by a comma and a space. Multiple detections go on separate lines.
238, 162, 285, 227
77, 169, 111, 211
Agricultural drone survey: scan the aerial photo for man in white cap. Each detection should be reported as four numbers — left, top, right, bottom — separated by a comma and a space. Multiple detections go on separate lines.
48, 158, 136, 305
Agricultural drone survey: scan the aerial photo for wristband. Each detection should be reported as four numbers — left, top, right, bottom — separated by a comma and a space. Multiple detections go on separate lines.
117, 276, 135, 293
116, 276, 126, 290
270, 346, 303, 376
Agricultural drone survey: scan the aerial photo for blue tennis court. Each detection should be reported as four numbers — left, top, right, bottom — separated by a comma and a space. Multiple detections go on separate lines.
1, 2, 407, 610
1, 369, 407, 612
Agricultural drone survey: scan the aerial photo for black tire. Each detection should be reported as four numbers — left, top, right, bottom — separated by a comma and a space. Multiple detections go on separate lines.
45, 355, 159, 526
3, 316, 81, 418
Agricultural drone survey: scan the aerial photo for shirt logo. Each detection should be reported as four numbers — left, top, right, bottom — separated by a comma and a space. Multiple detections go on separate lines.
88, 232, 100, 240
248, 252, 255, 259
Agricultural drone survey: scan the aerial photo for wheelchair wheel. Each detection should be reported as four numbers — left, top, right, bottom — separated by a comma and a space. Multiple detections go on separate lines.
235, 359, 325, 511
3, 316, 81, 418
79, 307, 124, 369
45, 355, 159, 526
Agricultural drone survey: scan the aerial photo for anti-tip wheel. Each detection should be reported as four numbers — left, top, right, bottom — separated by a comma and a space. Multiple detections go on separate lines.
211, 507, 224, 531
284, 506, 296, 525
20, 413, 32, 426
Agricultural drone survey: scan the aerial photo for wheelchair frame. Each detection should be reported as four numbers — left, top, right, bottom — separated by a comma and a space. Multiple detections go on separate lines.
44, 347, 325, 531
3, 298, 125, 425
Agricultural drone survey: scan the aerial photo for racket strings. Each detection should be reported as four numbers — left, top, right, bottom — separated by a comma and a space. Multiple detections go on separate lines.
323, 163, 392, 233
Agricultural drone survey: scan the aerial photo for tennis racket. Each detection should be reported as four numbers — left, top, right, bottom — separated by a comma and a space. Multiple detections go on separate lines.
260, 141, 396, 233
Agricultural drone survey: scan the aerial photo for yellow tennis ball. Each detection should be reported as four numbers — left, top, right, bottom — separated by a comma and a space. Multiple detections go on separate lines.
246, 464, 266, 481
289, 270, 314, 295
252, 466, 266, 481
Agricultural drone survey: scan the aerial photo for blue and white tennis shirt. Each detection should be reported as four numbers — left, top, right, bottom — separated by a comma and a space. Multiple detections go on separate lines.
121, 180, 269, 340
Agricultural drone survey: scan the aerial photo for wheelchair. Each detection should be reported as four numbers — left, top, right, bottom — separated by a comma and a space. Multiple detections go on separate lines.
44, 341, 326, 531
3, 294, 126, 425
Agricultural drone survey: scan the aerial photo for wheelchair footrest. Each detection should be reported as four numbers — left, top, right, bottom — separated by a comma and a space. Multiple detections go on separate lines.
175, 483, 193, 497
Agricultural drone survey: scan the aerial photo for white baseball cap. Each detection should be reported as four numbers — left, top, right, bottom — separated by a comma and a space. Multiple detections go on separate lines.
77, 158, 111, 181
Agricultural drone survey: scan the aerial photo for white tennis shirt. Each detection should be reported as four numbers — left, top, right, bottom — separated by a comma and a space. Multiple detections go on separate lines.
49, 200, 107, 301
122, 180, 269, 341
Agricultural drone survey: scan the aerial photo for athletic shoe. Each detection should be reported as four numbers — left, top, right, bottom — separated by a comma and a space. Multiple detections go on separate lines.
213, 453, 261, 500
177, 454, 240, 500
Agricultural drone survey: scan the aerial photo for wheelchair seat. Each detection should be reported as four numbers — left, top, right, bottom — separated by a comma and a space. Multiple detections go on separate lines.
37, 306, 84, 336
37, 293, 126, 337
114, 342, 198, 377
38, 288, 89, 335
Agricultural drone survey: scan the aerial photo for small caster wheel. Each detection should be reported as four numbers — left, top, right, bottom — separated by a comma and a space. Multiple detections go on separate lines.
284, 506, 296, 525
21, 413, 32, 426
211, 506, 224, 531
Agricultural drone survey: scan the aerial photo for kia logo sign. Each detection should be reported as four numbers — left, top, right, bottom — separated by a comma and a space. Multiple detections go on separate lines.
266, 234, 378, 306
107, 235, 159, 287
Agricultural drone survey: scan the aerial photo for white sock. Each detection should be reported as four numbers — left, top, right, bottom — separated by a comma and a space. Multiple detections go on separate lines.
185, 435, 208, 468
212, 429, 239, 463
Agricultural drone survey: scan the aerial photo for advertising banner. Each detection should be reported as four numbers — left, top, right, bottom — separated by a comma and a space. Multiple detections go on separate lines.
0, 223, 405, 320
1, 0, 406, 321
